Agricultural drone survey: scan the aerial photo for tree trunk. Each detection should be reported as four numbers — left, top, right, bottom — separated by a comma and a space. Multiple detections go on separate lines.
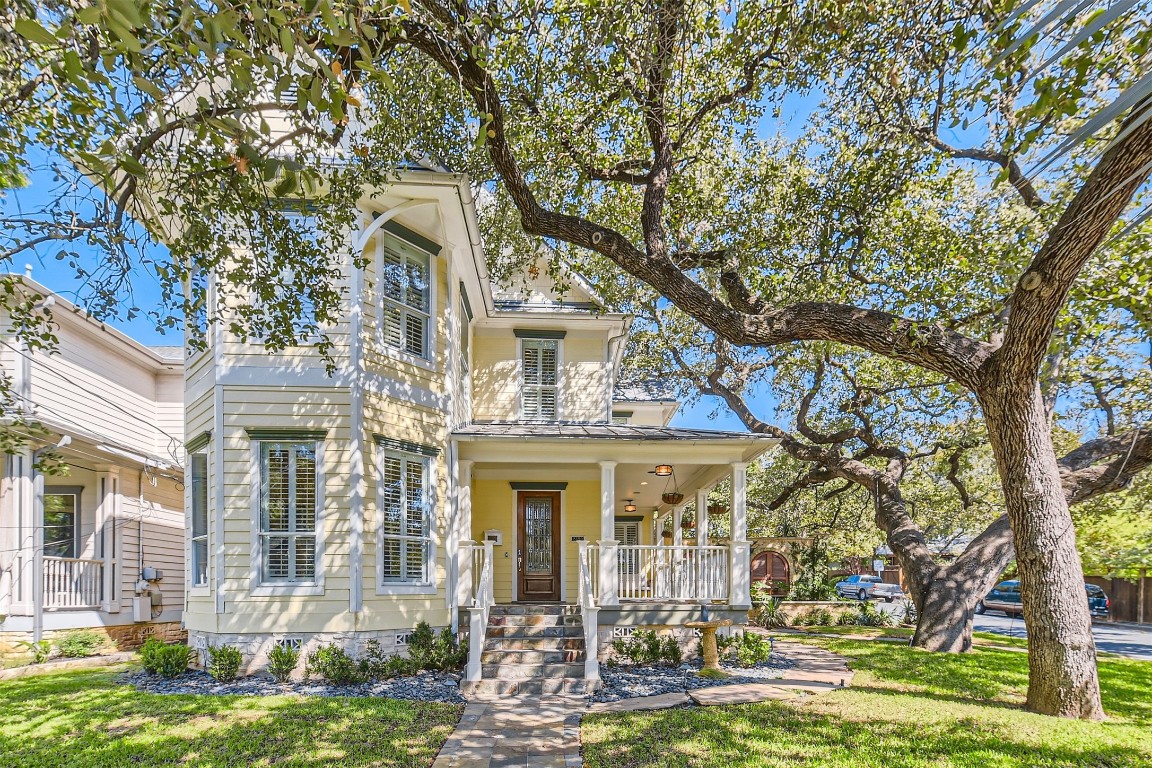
912, 579, 974, 652
981, 381, 1103, 720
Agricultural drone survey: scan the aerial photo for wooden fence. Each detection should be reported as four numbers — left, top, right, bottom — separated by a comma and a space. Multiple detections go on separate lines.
1085, 574, 1152, 624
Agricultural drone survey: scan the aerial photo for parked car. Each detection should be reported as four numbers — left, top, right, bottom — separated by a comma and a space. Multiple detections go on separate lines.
975, 580, 1111, 620
834, 574, 905, 602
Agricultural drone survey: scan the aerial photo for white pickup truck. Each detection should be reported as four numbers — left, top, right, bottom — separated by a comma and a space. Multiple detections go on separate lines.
834, 574, 904, 602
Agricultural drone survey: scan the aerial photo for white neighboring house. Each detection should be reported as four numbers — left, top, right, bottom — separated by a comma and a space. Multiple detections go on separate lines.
0, 274, 186, 658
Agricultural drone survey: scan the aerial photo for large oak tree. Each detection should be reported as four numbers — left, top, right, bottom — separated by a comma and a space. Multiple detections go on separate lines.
4, 0, 1151, 719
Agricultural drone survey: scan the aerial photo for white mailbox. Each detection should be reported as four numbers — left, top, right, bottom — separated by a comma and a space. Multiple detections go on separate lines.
483, 529, 503, 546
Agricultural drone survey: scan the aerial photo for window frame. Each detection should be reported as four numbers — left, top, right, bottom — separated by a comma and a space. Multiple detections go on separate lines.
249, 437, 326, 597
43, 488, 81, 559
520, 337, 562, 421
375, 231, 436, 365
375, 443, 437, 595
189, 451, 210, 589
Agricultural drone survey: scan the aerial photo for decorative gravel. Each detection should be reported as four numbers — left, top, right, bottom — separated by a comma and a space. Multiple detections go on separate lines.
590, 654, 794, 703
119, 669, 466, 703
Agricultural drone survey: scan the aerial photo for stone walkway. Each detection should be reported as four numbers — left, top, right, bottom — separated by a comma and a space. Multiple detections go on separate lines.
432, 695, 583, 768
433, 640, 851, 768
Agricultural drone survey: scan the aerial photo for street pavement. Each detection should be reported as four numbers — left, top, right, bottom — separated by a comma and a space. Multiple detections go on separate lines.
874, 600, 1152, 660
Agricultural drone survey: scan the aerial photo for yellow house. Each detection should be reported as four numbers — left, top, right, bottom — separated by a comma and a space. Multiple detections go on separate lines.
181, 171, 777, 692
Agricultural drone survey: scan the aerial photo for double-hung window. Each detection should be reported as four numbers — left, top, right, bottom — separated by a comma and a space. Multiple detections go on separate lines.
258, 441, 319, 584
43, 492, 78, 558
190, 453, 209, 587
521, 338, 559, 420
378, 446, 432, 586
379, 234, 431, 359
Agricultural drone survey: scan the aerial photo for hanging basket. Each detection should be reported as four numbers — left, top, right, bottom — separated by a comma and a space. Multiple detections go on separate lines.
680, 518, 694, 530
707, 503, 728, 516
661, 529, 674, 540
662, 492, 685, 505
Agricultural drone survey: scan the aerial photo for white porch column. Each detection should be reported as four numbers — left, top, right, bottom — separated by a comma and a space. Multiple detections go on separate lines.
729, 462, 751, 608
3, 450, 35, 616
96, 469, 122, 614
672, 505, 684, 547
598, 461, 619, 606
455, 459, 474, 610
696, 488, 709, 546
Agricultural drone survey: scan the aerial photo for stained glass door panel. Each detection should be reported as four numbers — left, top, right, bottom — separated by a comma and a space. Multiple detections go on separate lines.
516, 492, 561, 601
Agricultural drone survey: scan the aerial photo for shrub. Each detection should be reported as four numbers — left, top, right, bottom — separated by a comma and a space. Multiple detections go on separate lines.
305, 644, 364, 685
267, 643, 300, 683
753, 598, 789, 629
407, 622, 466, 672
717, 632, 773, 667
16, 639, 53, 664
853, 601, 896, 628
610, 629, 682, 666
898, 598, 918, 627
140, 639, 192, 677
835, 611, 856, 626
56, 630, 107, 658
139, 637, 164, 673
361, 639, 419, 680
206, 644, 243, 682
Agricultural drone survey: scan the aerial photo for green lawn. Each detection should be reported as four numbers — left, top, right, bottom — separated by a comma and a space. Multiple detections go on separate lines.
788, 625, 1032, 650
582, 638, 1152, 768
0, 666, 462, 768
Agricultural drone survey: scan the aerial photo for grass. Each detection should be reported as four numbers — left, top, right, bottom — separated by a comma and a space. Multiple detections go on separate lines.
582, 637, 1152, 767
0, 665, 462, 768
787, 625, 1031, 650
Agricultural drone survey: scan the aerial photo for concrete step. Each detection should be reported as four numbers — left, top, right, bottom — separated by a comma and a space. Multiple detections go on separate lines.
483, 636, 585, 652
484, 625, 584, 639
461, 677, 597, 696
480, 648, 585, 665
489, 603, 580, 616
487, 613, 583, 628
481, 662, 585, 680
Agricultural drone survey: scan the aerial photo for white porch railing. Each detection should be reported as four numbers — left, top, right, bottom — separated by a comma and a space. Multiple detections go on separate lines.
577, 541, 601, 682
464, 541, 494, 682
43, 556, 104, 609
581, 545, 730, 604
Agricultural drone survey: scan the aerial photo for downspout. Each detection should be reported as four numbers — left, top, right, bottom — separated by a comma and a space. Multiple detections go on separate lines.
605, 317, 633, 422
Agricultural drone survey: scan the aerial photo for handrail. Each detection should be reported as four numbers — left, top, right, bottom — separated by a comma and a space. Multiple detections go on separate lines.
465, 541, 494, 682
578, 542, 601, 683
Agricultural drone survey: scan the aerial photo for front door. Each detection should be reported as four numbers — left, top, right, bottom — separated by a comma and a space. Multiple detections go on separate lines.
516, 491, 562, 601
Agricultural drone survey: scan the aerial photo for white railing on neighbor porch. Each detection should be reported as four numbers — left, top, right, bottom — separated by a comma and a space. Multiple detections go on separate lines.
464, 541, 494, 682
43, 556, 104, 609
577, 541, 601, 682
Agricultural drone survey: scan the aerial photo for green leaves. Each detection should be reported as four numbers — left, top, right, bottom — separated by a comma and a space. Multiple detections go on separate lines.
14, 18, 57, 46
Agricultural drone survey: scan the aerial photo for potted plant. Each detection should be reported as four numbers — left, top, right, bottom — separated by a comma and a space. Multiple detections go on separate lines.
662, 492, 685, 505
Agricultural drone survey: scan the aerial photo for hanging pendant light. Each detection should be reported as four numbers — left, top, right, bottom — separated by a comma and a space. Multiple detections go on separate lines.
653, 464, 673, 477
623, 499, 637, 513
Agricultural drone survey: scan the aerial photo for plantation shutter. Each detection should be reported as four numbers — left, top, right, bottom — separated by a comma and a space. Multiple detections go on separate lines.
521, 339, 559, 420
380, 449, 431, 584
378, 236, 430, 358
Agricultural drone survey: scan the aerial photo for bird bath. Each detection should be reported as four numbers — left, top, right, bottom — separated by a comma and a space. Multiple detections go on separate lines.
685, 618, 733, 672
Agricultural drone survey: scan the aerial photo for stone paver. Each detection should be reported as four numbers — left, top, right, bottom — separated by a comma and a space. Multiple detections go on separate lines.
433, 696, 584, 768
688, 682, 807, 706
586, 691, 690, 713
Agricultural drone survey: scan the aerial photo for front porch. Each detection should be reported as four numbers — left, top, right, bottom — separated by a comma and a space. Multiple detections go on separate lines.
448, 422, 778, 687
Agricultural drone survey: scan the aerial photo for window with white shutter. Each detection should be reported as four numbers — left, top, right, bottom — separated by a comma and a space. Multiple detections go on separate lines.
521, 338, 559, 420
379, 448, 432, 585
258, 442, 319, 583
378, 233, 431, 359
